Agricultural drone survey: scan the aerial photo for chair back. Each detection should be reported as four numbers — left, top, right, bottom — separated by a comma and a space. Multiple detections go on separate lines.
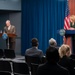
25, 55, 42, 67
31, 63, 39, 75
12, 61, 30, 75
0, 72, 11, 75
0, 49, 4, 58
0, 60, 12, 73
41, 56, 46, 63
4, 49, 16, 59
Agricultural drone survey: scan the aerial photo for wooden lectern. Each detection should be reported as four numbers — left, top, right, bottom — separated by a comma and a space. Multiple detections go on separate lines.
6, 33, 17, 49
7, 33, 17, 38
0, 33, 17, 49
64, 30, 75, 54
0, 33, 17, 37
0, 33, 2, 37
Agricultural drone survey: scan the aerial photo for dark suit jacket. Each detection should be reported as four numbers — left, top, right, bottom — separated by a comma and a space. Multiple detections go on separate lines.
58, 56, 75, 75
48, 45, 59, 51
4, 25, 16, 42
25, 47, 44, 57
37, 62, 70, 75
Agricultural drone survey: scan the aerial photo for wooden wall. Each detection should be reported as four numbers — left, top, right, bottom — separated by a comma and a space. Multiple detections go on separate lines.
69, 0, 75, 15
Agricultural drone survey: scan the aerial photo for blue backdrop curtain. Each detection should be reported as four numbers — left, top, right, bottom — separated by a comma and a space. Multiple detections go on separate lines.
21, 0, 66, 55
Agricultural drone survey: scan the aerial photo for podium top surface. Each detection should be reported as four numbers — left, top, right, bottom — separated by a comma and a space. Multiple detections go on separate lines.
65, 30, 75, 35
0, 33, 17, 37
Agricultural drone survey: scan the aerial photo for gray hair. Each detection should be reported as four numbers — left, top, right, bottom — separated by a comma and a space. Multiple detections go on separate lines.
49, 38, 57, 46
6, 20, 10, 22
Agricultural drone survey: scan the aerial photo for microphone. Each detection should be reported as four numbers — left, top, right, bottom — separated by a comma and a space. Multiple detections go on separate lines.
59, 29, 65, 36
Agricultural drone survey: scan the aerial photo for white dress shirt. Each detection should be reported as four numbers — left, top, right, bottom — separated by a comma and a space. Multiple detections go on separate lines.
8, 25, 11, 30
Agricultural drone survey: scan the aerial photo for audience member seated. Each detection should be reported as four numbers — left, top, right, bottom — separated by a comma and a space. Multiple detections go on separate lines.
58, 44, 75, 75
37, 46, 70, 75
48, 38, 59, 50
25, 38, 44, 57
25, 38, 44, 72
70, 54, 75, 59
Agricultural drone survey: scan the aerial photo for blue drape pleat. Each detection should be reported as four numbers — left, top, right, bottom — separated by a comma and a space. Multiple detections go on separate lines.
21, 0, 66, 55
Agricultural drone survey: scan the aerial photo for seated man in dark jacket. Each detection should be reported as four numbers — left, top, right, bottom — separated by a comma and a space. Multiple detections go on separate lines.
37, 46, 70, 75
25, 38, 44, 57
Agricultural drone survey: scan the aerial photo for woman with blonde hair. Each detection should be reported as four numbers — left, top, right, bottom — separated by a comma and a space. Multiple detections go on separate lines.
58, 44, 75, 75
58, 44, 71, 58
69, 15, 75, 30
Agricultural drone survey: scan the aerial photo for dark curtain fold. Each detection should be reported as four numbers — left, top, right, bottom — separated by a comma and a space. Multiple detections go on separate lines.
21, 0, 66, 55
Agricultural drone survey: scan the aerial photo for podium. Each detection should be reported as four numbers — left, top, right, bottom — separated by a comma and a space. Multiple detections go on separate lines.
6, 33, 17, 38
0, 33, 17, 49
0, 33, 2, 37
6, 33, 17, 49
64, 30, 75, 54
0, 33, 17, 37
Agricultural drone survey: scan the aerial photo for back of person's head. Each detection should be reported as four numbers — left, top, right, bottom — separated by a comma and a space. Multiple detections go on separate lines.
31, 38, 39, 47
49, 38, 57, 46
46, 46, 59, 63
58, 44, 71, 58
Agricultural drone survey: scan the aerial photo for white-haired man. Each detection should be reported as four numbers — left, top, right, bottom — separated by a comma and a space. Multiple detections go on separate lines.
48, 38, 59, 50
49, 38, 57, 46
4, 20, 16, 50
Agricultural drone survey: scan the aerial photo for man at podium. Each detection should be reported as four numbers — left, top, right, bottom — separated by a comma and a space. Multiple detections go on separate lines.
4, 20, 16, 50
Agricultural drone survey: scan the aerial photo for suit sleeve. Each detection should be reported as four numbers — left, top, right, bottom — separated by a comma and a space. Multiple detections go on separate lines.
40, 51, 44, 57
3, 26, 6, 33
12, 26, 16, 34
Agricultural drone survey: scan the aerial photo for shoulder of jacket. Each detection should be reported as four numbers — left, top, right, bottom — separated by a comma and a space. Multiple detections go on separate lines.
38, 49, 43, 52
11, 25, 15, 28
4, 26, 7, 29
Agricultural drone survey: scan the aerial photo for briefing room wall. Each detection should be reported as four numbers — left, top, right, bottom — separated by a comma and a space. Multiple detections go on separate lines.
0, 0, 21, 55
0, 12, 21, 55
0, 0, 21, 11
0, 13, 9, 49
9, 12, 21, 55
69, 0, 75, 15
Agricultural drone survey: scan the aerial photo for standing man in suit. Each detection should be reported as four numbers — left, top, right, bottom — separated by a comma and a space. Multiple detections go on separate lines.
4, 20, 16, 50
